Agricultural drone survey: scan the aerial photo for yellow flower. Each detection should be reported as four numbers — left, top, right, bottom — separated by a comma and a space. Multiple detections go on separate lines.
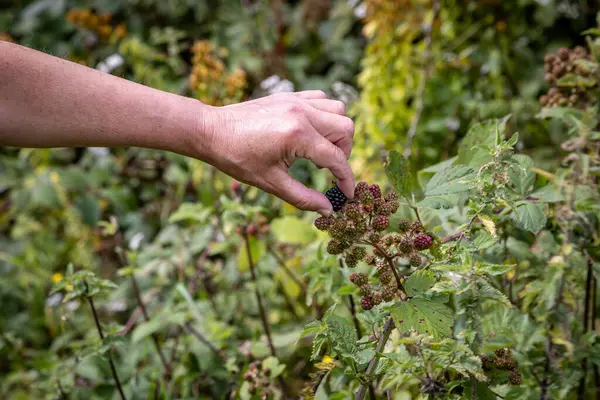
52, 273, 64, 284
322, 355, 333, 364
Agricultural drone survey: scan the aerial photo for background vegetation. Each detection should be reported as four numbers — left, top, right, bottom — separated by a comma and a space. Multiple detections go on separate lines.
1, 0, 599, 399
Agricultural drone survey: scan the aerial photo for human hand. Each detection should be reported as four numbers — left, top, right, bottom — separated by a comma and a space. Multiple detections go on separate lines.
202, 91, 355, 216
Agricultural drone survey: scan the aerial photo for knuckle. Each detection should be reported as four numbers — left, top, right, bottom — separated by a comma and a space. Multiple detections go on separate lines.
294, 194, 313, 210
283, 119, 305, 136
284, 101, 304, 115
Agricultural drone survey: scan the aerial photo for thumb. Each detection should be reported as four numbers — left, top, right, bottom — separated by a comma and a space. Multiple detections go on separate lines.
270, 169, 333, 216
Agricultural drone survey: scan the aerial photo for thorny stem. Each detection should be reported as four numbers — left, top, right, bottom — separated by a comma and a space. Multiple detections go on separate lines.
130, 275, 171, 377
367, 240, 407, 296
84, 281, 127, 400
355, 317, 395, 400
184, 321, 224, 359
403, 0, 440, 158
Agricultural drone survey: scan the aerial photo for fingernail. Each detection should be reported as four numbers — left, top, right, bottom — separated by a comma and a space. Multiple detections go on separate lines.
318, 208, 332, 217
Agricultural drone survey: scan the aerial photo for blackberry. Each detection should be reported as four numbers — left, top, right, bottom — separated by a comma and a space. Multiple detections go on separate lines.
480, 355, 494, 372
314, 216, 333, 231
369, 184, 382, 199
375, 260, 388, 274
414, 234, 433, 250
398, 237, 413, 253
381, 285, 397, 302
359, 284, 373, 297
367, 232, 381, 243
344, 254, 358, 268
363, 203, 373, 213
398, 218, 410, 232
378, 201, 395, 216
354, 182, 369, 198
379, 272, 392, 285
508, 371, 522, 385
326, 239, 344, 255
410, 220, 423, 233
360, 191, 374, 204
382, 233, 394, 246
384, 188, 398, 201
325, 185, 347, 212
328, 219, 347, 239
344, 203, 362, 220
352, 246, 367, 261
387, 200, 400, 214
364, 253, 375, 265
349, 272, 368, 286
360, 296, 374, 310
409, 253, 422, 267
373, 293, 383, 305
373, 246, 389, 258
372, 215, 389, 231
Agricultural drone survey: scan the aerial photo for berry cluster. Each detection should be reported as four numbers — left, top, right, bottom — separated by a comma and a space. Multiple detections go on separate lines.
189, 40, 247, 106
539, 46, 596, 109
66, 9, 126, 42
481, 348, 521, 385
315, 182, 436, 310
243, 361, 273, 398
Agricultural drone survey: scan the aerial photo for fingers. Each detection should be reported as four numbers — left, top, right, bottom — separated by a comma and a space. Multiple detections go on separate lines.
306, 108, 354, 159
299, 134, 355, 199
294, 90, 328, 100
307, 99, 346, 115
271, 170, 333, 216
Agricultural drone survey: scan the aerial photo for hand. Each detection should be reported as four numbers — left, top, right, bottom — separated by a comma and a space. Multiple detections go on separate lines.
203, 91, 355, 216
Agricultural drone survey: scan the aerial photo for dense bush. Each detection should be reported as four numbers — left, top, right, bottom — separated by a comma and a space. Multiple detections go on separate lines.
1, 1, 600, 399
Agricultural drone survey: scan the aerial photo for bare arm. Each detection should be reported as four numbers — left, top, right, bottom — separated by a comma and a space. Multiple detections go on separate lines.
0, 42, 355, 215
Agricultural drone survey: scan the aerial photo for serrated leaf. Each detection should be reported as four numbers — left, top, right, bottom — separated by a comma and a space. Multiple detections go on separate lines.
384, 150, 411, 198
509, 154, 536, 195
131, 312, 185, 343
390, 298, 454, 339
457, 117, 509, 168
476, 262, 515, 276
511, 201, 547, 234
416, 196, 454, 209
556, 73, 597, 87
530, 184, 564, 203
424, 165, 475, 197
296, 321, 325, 344
325, 315, 357, 357
478, 279, 511, 306
404, 270, 436, 297
479, 215, 497, 238
352, 348, 376, 365
471, 231, 497, 250
168, 202, 212, 223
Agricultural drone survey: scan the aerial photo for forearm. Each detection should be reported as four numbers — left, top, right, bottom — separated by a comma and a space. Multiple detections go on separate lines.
0, 42, 213, 158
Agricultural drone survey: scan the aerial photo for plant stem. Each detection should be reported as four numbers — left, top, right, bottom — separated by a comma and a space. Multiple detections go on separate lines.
403, 0, 440, 158
184, 321, 224, 359
130, 275, 171, 376
369, 241, 407, 295
578, 258, 594, 399
268, 243, 307, 297
355, 318, 395, 400
348, 295, 363, 340
243, 231, 277, 357
84, 282, 127, 400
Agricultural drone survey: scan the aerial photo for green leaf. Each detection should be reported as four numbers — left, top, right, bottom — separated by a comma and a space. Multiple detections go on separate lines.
271, 216, 316, 245
384, 150, 411, 198
509, 154, 536, 196
424, 165, 475, 197
416, 196, 454, 210
325, 315, 357, 357
131, 312, 185, 343
262, 356, 286, 378
296, 321, 325, 345
168, 202, 212, 223
237, 236, 265, 272
404, 270, 436, 297
176, 283, 204, 323
476, 262, 515, 276
511, 201, 547, 234
556, 73, 597, 88
390, 298, 454, 339
457, 117, 509, 168
530, 184, 564, 203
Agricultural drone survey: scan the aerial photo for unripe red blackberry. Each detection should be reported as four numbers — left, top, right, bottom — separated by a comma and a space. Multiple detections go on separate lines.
349, 272, 368, 286
409, 253, 422, 267
354, 182, 369, 198
344, 203, 362, 220
372, 215, 389, 231
364, 253, 375, 265
368, 184, 382, 199
314, 216, 333, 231
363, 203, 373, 213
373, 293, 383, 305
375, 260, 388, 273
377, 201, 395, 216
387, 200, 400, 214
360, 296, 374, 310
398, 218, 410, 232
384, 188, 398, 201
410, 220, 423, 233
557, 47, 569, 60
326, 239, 344, 255
508, 371, 522, 385
246, 224, 258, 236
355, 219, 368, 234
324, 185, 347, 212
398, 237, 413, 253
373, 198, 385, 214
381, 285, 397, 302
328, 219, 347, 238
414, 234, 433, 250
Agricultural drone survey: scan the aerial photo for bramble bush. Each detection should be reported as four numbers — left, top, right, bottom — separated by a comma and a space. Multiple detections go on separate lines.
1, 1, 600, 400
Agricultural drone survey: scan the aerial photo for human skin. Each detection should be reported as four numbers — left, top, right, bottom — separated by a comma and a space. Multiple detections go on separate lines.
0, 42, 355, 216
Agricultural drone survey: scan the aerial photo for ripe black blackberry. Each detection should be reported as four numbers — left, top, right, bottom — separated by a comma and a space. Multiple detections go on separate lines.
325, 185, 347, 212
